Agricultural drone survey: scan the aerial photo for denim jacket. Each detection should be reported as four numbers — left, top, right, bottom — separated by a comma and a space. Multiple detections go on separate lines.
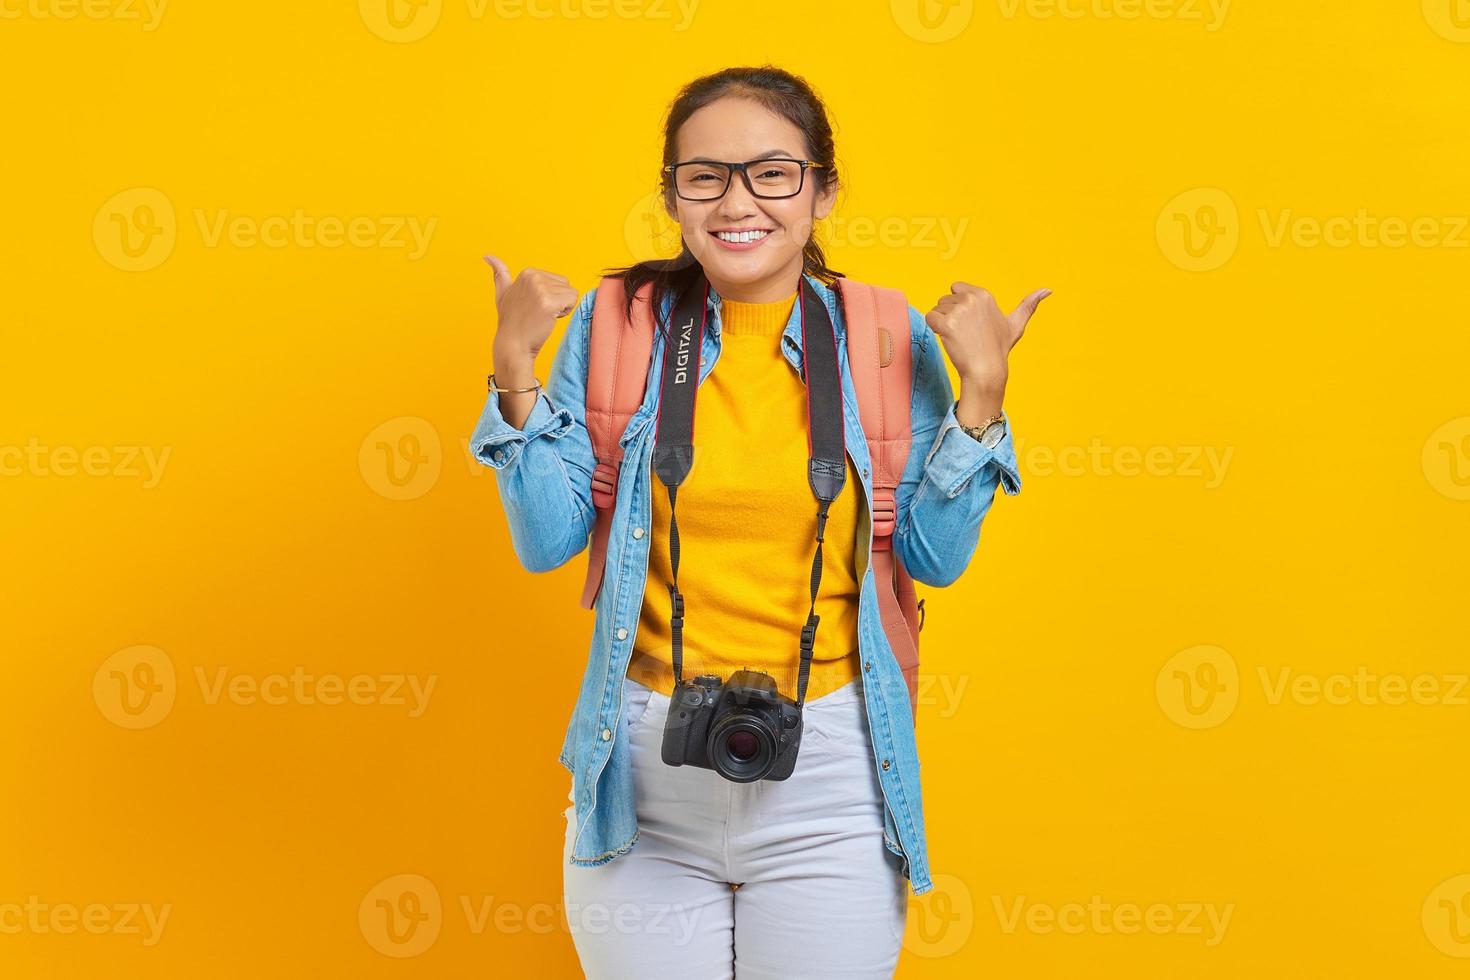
469, 272, 1021, 896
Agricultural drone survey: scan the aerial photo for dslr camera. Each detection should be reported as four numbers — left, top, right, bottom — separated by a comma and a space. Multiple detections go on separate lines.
660, 668, 804, 782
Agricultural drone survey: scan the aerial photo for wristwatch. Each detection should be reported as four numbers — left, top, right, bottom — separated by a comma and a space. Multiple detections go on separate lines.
956, 401, 1006, 448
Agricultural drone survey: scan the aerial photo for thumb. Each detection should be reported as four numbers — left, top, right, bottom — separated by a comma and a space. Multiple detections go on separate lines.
1007, 287, 1052, 333
482, 254, 512, 296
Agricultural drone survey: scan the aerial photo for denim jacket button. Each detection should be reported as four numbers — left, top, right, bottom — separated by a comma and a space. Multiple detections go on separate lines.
493, 450, 504, 463
864, 660, 872, 672
617, 628, 628, 640
881, 759, 891, 770
633, 527, 644, 539
600, 728, 611, 741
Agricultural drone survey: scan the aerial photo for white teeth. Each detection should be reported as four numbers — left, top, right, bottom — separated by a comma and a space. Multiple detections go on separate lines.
715, 230, 769, 243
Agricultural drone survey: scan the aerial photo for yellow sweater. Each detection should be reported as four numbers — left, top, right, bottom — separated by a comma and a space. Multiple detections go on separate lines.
627, 290, 864, 700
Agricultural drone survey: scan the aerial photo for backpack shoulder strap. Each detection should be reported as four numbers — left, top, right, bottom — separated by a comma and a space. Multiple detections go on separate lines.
834, 276, 923, 720
579, 275, 657, 610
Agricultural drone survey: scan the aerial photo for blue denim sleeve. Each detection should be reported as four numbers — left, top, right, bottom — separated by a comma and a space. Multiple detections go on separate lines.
893, 304, 1022, 588
468, 288, 599, 573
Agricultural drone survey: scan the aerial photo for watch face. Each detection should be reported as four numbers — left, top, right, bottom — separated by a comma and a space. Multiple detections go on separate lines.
980, 421, 1005, 449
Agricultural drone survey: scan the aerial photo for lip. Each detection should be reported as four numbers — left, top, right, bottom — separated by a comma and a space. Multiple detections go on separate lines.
708, 228, 774, 251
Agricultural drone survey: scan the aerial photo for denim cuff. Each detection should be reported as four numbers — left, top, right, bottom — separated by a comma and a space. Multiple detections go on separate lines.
922, 403, 1022, 499
469, 387, 574, 471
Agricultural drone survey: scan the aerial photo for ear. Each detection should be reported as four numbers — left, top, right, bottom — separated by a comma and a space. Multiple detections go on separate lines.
813, 177, 836, 221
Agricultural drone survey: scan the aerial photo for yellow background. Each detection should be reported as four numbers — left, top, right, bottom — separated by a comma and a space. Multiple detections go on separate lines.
3, 0, 1469, 976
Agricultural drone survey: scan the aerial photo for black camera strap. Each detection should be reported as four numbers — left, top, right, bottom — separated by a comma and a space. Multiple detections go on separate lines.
651, 270, 847, 711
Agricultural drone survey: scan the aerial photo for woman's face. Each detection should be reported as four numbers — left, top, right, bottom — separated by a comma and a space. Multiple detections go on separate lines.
666, 96, 836, 301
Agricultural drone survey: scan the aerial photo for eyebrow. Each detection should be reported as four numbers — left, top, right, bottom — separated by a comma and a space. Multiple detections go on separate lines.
683, 148, 799, 163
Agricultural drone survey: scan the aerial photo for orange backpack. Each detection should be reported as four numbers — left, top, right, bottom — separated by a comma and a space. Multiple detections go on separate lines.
577, 275, 925, 718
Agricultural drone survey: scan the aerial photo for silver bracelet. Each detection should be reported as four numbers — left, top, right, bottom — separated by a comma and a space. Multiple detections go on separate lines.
488, 373, 543, 394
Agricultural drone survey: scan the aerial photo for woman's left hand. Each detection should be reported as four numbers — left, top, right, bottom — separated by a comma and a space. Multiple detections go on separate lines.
925, 282, 1051, 402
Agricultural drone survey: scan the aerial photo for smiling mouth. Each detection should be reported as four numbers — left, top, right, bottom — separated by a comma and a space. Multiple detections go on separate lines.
709, 228, 774, 246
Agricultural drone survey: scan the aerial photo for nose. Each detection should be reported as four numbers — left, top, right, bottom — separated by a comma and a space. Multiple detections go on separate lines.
717, 172, 760, 217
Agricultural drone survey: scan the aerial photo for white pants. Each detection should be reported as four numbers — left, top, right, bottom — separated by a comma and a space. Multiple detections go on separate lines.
563, 674, 909, 979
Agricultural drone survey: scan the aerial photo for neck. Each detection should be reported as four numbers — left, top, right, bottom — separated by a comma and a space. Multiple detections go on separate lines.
702, 257, 806, 304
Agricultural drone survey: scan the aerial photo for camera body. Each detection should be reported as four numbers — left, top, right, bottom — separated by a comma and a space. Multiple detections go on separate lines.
659, 668, 804, 782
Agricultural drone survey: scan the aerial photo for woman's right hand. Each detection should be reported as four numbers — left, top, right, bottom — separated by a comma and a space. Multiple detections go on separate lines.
484, 255, 580, 361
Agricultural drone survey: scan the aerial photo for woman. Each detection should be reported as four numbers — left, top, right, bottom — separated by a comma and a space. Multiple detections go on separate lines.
473, 65, 1045, 979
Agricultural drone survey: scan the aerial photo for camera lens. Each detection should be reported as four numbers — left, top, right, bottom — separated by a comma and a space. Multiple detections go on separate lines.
726, 730, 759, 760
707, 714, 776, 782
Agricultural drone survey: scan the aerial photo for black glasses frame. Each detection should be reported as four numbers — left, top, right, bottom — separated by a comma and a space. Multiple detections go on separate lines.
661, 157, 826, 201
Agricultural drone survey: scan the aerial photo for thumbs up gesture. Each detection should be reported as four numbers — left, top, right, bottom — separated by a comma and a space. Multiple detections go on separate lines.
925, 282, 1051, 396
484, 255, 581, 361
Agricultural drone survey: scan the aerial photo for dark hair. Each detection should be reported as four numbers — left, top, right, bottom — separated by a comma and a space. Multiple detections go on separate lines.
600, 65, 844, 333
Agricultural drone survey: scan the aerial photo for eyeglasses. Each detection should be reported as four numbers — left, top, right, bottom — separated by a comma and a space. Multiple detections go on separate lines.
662, 157, 826, 201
